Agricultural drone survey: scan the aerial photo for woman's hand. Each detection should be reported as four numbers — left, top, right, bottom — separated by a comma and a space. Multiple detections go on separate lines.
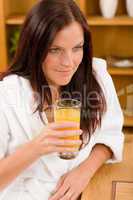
49, 165, 90, 200
30, 122, 82, 157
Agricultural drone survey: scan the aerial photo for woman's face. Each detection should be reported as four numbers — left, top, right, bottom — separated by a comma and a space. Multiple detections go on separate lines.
42, 21, 84, 90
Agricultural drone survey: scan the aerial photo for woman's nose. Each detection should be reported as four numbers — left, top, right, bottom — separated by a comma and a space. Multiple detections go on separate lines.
60, 52, 74, 68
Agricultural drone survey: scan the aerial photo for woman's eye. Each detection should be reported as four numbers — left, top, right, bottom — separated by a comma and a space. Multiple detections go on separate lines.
49, 48, 61, 54
73, 46, 83, 52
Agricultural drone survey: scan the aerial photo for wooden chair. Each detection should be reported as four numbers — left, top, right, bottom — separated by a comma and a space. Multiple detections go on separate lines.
81, 134, 133, 200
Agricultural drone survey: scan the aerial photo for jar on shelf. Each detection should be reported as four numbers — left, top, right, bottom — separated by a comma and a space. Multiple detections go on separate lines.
99, 0, 118, 18
126, 0, 133, 17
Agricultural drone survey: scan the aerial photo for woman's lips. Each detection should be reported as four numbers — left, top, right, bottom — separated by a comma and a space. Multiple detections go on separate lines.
55, 70, 72, 75
56, 70, 72, 72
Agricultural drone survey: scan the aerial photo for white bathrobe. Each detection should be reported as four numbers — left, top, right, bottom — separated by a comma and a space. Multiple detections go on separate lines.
0, 58, 124, 200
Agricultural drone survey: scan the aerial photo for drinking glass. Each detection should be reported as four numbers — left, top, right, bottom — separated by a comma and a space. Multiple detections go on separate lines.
54, 98, 81, 159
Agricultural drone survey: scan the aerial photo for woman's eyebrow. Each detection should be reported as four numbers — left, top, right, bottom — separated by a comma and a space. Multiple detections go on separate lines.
74, 41, 84, 47
51, 41, 84, 48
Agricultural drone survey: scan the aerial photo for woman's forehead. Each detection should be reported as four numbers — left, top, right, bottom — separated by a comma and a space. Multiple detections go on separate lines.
51, 22, 84, 47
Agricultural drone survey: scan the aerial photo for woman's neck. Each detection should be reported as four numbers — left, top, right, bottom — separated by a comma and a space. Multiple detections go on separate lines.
51, 86, 60, 104
43, 87, 60, 123
43, 86, 60, 110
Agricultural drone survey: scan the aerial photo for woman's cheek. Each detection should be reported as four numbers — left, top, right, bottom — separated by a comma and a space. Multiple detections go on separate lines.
76, 53, 83, 66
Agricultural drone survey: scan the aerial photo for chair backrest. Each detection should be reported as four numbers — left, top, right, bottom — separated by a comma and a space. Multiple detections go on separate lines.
81, 133, 133, 200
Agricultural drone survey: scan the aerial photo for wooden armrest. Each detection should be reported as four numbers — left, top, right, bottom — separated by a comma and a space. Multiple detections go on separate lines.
81, 134, 133, 200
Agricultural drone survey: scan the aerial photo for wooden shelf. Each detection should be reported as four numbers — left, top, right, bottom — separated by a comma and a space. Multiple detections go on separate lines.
124, 115, 133, 127
108, 67, 133, 76
6, 14, 25, 25
88, 15, 133, 26
6, 14, 133, 26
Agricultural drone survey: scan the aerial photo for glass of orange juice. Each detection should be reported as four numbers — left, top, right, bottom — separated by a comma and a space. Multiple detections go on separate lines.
54, 98, 81, 159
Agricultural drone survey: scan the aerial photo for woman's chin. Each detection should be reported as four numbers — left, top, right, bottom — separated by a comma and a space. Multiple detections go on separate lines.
58, 78, 72, 86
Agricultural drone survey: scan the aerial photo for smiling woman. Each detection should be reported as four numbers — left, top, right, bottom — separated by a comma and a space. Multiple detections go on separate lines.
0, 0, 124, 200
43, 21, 84, 89
1, 0, 106, 137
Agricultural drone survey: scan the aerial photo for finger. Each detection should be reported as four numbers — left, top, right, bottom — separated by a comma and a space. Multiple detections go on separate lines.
43, 138, 82, 146
54, 175, 66, 192
60, 189, 74, 200
71, 193, 81, 200
49, 129, 83, 138
48, 122, 80, 130
49, 184, 70, 200
49, 146, 79, 153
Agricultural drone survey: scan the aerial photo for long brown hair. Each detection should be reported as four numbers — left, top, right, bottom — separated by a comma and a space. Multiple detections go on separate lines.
1, 0, 106, 144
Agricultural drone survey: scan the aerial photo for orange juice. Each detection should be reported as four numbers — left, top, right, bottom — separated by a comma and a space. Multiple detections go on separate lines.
54, 99, 81, 159
54, 108, 80, 148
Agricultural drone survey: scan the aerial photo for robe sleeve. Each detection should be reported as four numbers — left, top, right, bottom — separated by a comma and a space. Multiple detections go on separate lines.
0, 81, 10, 159
91, 58, 124, 163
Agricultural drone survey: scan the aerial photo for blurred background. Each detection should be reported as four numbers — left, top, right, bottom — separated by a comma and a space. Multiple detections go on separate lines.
0, 0, 133, 132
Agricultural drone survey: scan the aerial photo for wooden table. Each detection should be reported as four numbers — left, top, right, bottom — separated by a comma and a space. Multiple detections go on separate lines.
81, 134, 133, 200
